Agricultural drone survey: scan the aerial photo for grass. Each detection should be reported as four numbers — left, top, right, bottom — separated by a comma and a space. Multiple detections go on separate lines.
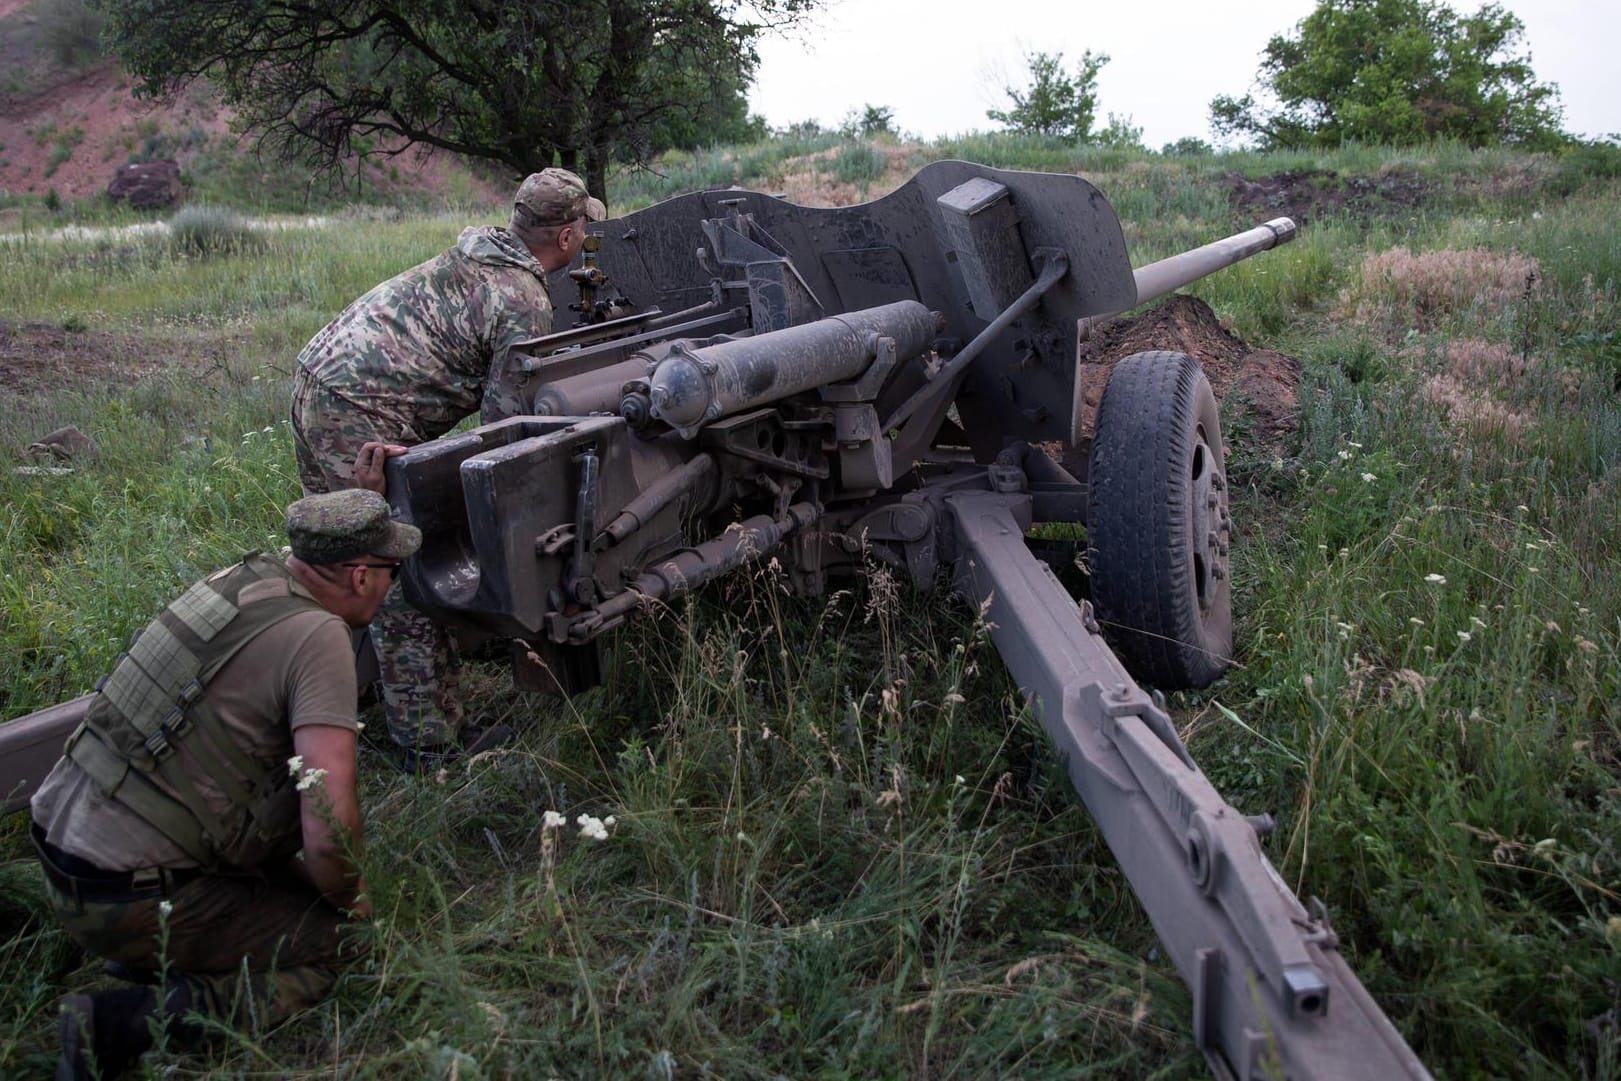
1, 138, 1618, 1079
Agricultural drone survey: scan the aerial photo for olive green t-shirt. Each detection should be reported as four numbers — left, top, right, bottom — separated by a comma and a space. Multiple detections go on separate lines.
31, 604, 357, 871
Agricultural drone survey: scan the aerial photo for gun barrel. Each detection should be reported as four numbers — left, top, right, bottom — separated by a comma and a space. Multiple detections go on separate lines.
1131, 217, 1297, 308
647, 300, 939, 436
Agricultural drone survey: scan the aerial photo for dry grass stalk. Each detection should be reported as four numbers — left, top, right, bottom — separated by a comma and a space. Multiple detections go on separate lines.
1340, 246, 1541, 333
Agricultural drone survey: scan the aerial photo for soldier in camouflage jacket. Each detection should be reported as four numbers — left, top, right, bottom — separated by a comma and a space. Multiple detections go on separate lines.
290, 168, 604, 760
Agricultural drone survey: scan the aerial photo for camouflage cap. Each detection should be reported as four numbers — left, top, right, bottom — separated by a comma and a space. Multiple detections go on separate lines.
513, 167, 607, 229
285, 489, 421, 566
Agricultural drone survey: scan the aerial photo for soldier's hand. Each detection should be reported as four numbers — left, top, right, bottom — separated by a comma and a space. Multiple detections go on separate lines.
354, 442, 408, 495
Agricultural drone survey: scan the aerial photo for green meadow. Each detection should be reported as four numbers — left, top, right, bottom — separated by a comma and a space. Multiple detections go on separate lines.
1, 135, 1617, 1078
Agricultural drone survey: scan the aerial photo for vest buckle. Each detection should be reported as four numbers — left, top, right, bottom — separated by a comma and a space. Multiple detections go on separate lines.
143, 705, 192, 757
177, 678, 205, 707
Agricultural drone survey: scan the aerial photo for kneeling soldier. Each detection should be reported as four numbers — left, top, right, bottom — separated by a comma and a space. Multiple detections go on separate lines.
29, 488, 418, 1079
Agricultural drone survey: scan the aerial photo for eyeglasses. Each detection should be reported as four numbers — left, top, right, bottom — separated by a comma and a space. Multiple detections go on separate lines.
341, 561, 403, 581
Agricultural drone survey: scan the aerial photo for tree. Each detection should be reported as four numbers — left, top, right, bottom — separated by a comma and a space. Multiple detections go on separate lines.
1210, 0, 1565, 150
987, 49, 1108, 142
1096, 112, 1144, 150
839, 103, 895, 139
87, 0, 820, 203
1161, 136, 1213, 156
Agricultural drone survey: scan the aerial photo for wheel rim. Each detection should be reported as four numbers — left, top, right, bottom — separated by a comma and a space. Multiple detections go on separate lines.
1188, 422, 1228, 616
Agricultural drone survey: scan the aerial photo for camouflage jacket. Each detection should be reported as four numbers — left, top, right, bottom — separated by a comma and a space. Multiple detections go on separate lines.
296, 226, 552, 440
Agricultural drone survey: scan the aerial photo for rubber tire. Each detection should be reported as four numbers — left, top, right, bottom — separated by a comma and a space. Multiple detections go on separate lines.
1086, 350, 1232, 689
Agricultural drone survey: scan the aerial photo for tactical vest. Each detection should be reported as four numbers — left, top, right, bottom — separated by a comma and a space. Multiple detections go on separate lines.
63, 553, 328, 870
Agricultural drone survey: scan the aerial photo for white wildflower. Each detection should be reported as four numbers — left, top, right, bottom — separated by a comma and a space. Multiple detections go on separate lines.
954, 775, 965, 786
542, 810, 566, 830
1470, 616, 1487, 629
295, 767, 328, 792
577, 814, 608, 841
286, 755, 304, 777
603, 816, 616, 827
1456, 631, 1472, 643
158, 900, 174, 917
1424, 573, 1447, 584
1409, 617, 1425, 626
1360, 472, 1376, 483
1347, 441, 1363, 449
1337, 449, 1353, 461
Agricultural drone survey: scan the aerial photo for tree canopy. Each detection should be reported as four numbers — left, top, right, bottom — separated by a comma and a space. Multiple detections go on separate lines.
1210, 0, 1565, 150
88, 0, 818, 202
986, 49, 1109, 143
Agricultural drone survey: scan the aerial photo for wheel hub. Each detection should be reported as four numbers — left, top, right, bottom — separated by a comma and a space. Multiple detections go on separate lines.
1189, 432, 1230, 613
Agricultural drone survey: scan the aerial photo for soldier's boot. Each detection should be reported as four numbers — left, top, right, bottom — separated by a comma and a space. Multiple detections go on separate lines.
399, 722, 515, 774
56, 982, 193, 1081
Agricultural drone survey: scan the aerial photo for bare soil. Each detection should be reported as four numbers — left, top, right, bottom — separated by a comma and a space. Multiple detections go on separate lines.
0, 319, 167, 395
1222, 168, 1430, 224
1073, 293, 1301, 456
0, 59, 234, 201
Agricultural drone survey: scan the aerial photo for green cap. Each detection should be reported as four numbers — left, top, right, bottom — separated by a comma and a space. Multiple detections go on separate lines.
285, 489, 421, 566
513, 167, 606, 229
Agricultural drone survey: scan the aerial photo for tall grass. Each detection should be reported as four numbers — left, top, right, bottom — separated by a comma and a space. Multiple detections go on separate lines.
1, 141, 1617, 1079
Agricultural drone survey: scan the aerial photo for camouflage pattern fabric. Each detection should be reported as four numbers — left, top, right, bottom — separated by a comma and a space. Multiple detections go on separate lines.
285, 488, 421, 565
44, 871, 359, 1033
513, 167, 607, 228
290, 225, 554, 749
293, 225, 552, 440
290, 376, 465, 748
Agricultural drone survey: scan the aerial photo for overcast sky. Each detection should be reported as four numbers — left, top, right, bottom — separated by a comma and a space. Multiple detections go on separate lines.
747, 0, 1619, 149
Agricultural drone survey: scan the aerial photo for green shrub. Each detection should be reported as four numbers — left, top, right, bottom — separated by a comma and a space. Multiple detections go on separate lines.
1550, 138, 1621, 195
167, 205, 264, 257
830, 141, 886, 188
37, 0, 105, 68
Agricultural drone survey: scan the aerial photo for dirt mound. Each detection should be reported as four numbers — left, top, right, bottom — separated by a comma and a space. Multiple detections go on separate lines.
1222, 168, 1429, 224
0, 319, 163, 395
1072, 293, 1301, 456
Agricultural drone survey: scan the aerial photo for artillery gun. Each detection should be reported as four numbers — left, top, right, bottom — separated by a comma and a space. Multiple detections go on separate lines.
1, 161, 1431, 1079
384, 161, 1429, 1080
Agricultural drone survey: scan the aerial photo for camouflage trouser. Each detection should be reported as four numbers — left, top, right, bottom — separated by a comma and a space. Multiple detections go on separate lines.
43, 868, 360, 1032
290, 367, 464, 748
